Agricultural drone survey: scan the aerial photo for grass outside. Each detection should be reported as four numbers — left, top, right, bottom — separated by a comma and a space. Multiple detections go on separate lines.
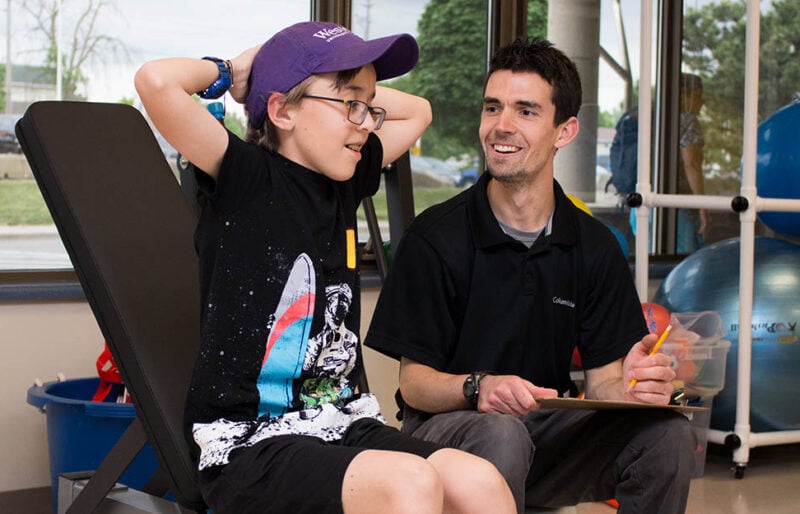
358, 186, 462, 226
0, 179, 53, 225
0, 177, 462, 227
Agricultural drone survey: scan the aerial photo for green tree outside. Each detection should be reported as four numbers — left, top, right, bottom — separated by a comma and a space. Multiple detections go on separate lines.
392, 0, 547, 161
409, 0, 489, 160
527, 0, 548, 40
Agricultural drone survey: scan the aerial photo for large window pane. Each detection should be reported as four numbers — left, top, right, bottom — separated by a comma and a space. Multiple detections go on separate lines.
682, 0, 799, 250
0, 0, 308, 271
6, 1, 795, 272
351, 0, 488, 235
550, 0, 638, 259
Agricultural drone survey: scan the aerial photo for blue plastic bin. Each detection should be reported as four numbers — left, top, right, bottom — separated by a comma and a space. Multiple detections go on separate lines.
27, 377, 160, 512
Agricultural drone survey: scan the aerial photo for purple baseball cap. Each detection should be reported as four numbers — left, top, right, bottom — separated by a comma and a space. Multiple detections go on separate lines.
246, 21, 419, 127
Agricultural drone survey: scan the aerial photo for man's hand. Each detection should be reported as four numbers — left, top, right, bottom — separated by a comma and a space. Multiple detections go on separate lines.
624, 333, 676, 405
477, 375, 559, 415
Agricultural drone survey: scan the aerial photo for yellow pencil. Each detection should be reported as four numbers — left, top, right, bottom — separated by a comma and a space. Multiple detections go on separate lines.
628, 324, 672, 388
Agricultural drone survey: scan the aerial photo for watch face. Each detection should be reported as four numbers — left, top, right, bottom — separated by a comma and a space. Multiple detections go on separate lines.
463, 374, 478, 403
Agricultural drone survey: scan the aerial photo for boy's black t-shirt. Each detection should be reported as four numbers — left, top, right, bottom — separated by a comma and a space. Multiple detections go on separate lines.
186, 131, 383, 470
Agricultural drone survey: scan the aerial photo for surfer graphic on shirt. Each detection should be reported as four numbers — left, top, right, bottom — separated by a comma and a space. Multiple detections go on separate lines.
257, 253, 357, 416
301, 283, 357, 407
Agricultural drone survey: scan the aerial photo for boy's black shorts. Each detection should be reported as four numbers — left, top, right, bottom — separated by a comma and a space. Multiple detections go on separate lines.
198, 417, 443, 514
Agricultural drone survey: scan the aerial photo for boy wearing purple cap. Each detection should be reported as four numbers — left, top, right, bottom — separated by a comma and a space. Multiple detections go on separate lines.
135, 21, 513, 514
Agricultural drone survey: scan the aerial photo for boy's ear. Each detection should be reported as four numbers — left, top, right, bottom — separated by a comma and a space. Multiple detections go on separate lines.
267, 93, 294, 130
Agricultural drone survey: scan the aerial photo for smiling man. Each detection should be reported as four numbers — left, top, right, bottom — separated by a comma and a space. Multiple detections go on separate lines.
366, 38, 696, 514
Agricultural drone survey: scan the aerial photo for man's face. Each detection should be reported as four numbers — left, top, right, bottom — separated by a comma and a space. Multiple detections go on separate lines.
479, 70, 565, 186
283, 64, 379, 181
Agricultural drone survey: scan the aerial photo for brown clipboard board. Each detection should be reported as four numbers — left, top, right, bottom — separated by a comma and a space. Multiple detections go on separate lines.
536, 397, 708, 412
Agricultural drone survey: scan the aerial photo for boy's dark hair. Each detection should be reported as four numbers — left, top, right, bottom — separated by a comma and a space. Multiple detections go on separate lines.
487, 37, 582, 126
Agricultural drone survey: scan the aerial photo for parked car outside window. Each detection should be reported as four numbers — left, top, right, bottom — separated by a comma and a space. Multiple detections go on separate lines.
0, 114, 23, 154
457, 167, 478, 187
409, 155, 462, 187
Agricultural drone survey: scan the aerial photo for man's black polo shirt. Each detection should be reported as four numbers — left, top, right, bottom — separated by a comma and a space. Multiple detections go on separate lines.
365, 172, 647, 396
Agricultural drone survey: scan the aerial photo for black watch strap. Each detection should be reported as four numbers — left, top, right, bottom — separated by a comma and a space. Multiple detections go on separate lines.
462, 370, 494, 405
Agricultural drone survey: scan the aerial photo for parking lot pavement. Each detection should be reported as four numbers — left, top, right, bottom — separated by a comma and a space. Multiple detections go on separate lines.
0, 225, 71, 270
0, 223, 392, 271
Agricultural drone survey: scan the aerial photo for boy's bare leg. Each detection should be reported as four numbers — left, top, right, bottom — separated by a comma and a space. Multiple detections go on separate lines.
427, 448, 516, 514
342, 450, 444, 514
342, 448, 516, 514
342, 448, 515, 514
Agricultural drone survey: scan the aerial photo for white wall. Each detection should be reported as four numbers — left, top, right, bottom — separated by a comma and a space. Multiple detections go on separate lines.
0, 301, 103, 492
0, 288, 399, 493
360, 289, 403, 428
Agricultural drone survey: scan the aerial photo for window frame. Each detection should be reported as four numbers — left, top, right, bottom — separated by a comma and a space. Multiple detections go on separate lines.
0, 0, 699, 299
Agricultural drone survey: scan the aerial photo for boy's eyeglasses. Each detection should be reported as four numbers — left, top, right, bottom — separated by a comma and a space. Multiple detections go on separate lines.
301, 95, 386, 130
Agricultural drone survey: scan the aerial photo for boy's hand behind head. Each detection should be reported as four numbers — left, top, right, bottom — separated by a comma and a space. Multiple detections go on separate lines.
228, 45, 262, 104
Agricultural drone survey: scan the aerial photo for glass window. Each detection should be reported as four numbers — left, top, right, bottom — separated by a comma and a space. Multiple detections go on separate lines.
5, 1, 794, 272
351, 0, 488, 233
597, 0, 642, 209
0, 1, 308, 271
548, 1, 638, 259
599, 0, 798, 258
681, 0, 798, 252
563, 0, 799, 260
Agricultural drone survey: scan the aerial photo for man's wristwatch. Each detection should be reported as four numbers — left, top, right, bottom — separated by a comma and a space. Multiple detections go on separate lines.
197, 57, 232, 99
462, 371, 494, 405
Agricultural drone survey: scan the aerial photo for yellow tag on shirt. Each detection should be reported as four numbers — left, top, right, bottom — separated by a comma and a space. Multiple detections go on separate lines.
346, 228, 356, 269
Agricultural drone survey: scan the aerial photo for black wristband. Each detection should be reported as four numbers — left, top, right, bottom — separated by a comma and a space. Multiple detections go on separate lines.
197, 57, 232, 100
462, 371, 495, 405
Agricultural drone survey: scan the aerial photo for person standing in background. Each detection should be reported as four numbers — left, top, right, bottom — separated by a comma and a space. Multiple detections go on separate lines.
676, 72, 708, 254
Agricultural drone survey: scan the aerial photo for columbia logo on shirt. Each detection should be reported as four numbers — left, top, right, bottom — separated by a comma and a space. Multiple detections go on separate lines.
553, 297, 575, 308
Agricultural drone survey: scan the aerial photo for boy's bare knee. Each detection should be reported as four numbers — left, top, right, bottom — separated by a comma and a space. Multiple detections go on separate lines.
393, 454, 443, 503
454, 450, 509, 494
343, 450, 443, 514
428, 448, 516, 513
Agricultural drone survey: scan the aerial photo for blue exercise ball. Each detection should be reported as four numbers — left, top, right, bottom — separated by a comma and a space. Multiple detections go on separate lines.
756, 102, 800, 238
653, 236, 800, 432
604, 223, 630, 260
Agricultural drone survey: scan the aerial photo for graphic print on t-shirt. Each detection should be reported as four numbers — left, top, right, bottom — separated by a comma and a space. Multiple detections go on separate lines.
258, 253, 315, 417
193, 252, 379, 470
301, 283, 357, 407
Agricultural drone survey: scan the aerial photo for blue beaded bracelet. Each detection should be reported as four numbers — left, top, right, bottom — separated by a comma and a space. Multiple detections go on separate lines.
197, 57, 232, 100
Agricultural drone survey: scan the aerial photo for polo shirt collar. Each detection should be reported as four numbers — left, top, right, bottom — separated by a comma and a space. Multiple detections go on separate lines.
467, 172, 579, 249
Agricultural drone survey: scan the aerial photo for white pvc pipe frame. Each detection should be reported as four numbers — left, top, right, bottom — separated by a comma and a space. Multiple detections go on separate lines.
634, 0, 800, 470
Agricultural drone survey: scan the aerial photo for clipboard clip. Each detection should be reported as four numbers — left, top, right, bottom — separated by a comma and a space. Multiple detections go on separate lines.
669, 388, 688, 406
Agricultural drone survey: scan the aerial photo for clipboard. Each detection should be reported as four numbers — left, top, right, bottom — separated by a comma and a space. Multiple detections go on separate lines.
536, 397, 708, 413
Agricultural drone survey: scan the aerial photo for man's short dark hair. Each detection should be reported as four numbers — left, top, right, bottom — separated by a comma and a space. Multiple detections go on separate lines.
487, 38, 582, 126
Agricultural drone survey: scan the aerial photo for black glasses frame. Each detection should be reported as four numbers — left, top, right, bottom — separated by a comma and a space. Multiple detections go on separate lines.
301, 94, 386, 130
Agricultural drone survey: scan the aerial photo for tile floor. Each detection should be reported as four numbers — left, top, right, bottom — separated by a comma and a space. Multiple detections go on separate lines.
3, 442, 798, 513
